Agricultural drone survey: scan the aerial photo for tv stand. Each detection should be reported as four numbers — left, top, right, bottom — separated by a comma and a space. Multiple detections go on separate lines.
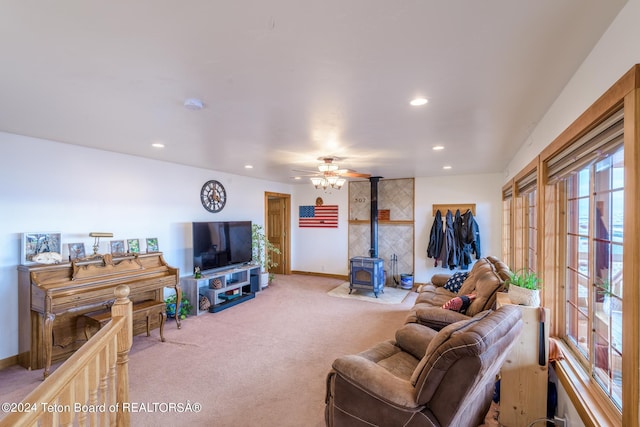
180, 264, 260, 314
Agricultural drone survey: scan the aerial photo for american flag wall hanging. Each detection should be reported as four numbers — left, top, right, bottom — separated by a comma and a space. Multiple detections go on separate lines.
299, 205, 339, 228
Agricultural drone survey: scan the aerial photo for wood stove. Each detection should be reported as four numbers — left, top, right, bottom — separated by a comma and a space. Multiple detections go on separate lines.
349, 256, 384, 297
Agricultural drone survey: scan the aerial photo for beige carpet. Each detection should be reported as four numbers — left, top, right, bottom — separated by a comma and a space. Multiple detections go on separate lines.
0, 274, 418, 427
327, 282, 412, 304
0, 275, 500, 426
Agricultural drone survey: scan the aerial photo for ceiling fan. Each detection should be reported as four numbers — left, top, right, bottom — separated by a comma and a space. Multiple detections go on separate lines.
293, 156, 371, 190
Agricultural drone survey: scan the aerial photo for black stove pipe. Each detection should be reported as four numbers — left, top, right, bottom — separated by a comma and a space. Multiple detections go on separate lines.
369, 176, 382, 258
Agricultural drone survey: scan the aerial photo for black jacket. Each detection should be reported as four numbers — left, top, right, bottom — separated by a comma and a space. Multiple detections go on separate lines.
427, 210, 443, 265
458, 209, 481, 269
438, 210, 458, 270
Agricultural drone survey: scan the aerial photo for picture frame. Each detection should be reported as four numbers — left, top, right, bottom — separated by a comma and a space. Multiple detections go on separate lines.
127, 238, 140, 253
110, 240, 126, 255
68, 242, 86, 261
21, 232, 62, 265
146, 237, 159, 252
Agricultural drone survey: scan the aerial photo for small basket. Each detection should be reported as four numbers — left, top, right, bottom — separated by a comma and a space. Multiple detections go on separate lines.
211, 278, 223, 289
199, 294, 211, 311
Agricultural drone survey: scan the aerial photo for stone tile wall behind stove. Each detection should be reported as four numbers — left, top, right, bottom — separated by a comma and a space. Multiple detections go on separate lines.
348, 178, 414, 285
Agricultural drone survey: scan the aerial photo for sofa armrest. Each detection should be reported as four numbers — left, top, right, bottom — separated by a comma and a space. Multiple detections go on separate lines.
406, 305, 471, 330
429, 274, 451, 287
332, 355, 419, 409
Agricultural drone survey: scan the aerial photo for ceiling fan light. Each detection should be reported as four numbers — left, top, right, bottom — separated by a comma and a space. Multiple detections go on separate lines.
310, 177, 324, 188
318, 163, 339, 172
326, 175, 339, 185
334, 178, 346, 189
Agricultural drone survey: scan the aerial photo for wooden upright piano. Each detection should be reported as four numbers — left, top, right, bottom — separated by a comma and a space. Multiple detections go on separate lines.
18, 252, 180, 378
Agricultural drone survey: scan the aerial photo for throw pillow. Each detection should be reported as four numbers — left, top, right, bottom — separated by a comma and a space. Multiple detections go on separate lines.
442, 294, 476, 313
443, 272, 469, 293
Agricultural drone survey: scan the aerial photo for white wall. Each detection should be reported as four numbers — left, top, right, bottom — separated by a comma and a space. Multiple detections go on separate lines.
414, 174, 503, 283
506, 0, 640, 183
0, 132, 292, 360
291, 185, 351, 275
291, 173, 504, 282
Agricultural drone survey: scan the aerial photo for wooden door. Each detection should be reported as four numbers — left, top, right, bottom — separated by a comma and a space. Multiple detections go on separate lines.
266, 193, 290, 275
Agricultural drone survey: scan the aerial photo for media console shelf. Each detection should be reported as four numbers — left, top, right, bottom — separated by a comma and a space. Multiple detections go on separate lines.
180, 264, 260, 314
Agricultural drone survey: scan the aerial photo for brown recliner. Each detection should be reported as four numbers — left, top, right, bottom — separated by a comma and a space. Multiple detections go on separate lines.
406, 256, 511, 330
325, 305, 522, 427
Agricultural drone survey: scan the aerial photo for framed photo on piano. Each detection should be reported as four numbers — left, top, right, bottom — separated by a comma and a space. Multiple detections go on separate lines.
21, 232, 62, 265
110, 240, 125, 255
146, 237, 159, 252
68, 242, 86, 261
127, 238, 140, 253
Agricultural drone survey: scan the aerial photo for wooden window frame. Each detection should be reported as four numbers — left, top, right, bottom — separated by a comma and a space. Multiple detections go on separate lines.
507, 65, 640, 426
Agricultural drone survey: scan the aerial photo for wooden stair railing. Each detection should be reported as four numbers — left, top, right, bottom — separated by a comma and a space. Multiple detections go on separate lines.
0, 285, 133, 427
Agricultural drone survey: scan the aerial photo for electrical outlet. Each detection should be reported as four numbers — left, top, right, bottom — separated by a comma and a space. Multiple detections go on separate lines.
553, 415, 567, 427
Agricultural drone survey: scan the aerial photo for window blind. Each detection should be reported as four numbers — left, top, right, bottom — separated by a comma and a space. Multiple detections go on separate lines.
546, 108, 624, 181
515, 168, 537, 195
503, 185, 513, 200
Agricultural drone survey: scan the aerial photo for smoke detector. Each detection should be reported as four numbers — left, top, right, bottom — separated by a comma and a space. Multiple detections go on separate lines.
184, 98, 204, 110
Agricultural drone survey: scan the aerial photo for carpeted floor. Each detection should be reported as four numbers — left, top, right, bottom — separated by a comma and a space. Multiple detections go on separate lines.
327, 282, 411, 304
0, 274, 418, 426
0, 274, 500, 426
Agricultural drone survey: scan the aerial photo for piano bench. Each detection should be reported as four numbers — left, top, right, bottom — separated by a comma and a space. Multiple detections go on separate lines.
83, 300, 166, 343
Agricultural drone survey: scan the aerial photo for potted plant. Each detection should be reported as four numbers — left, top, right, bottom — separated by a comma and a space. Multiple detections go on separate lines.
506, 268, 542, 306
165, 294, 193, 320
252, 224, 281, 287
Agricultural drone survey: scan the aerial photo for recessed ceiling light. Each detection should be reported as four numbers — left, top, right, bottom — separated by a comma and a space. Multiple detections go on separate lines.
443, 165, 452, 170
293, 176, 301, 180
410, 97, 428, 106
432, 145, 444, 151
184, 98, 204, 110
151, 143, 165, 148
244, 164, 253, 169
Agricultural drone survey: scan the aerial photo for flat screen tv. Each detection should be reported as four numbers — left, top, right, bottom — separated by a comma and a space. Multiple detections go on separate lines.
192, 221, 253, 273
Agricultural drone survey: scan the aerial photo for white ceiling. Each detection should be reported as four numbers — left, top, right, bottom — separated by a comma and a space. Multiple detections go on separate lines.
0, 1, 628, 184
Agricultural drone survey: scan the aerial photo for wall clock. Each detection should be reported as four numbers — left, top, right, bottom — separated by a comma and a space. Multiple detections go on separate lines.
200, 180, 227, 213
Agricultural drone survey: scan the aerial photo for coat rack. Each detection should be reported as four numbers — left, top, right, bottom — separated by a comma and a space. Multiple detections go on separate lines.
432, 203, 476, 216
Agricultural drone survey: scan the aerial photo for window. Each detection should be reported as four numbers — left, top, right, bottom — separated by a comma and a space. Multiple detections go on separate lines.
502, 186, 513, 267
564, 146, 624, 409
512, 164, 537, 273
527, 189, 537, 272
505, 67, 640, 425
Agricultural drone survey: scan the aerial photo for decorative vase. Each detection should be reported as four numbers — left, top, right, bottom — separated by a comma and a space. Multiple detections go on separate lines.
260, 271, 269, 289
508, 285, 540, 307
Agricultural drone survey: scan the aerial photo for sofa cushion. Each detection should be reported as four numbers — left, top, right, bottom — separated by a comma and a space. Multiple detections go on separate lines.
457, 256, 509, 316
406, 304, 475, 331
395, 323, 438, 359
414, 286, 456, 307
442, 272, 469, 293
409, 310, 491, 386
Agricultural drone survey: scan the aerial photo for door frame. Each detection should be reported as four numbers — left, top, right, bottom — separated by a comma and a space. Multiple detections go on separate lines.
264, 191, 291, 275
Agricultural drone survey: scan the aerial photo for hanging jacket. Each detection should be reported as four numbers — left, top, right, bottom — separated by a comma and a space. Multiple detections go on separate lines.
438, 210, 458, 270
453, 209, 463, 268
427, 210, 443, 266
458, 209, 481, 269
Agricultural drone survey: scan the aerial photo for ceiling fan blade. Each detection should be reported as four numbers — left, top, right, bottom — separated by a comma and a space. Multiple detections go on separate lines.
292, 168, 320, 174
339, 169, 371, 179
343, 172, 371, 179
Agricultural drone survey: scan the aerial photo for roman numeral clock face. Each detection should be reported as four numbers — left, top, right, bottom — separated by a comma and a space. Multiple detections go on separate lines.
200, 180, 227, 213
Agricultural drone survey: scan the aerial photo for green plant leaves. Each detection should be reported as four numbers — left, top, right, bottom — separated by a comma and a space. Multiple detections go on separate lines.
507, 268, 541, 290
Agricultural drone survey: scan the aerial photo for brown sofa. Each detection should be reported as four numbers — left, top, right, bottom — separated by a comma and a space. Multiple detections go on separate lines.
406, 256, 511, 330
325, 305, 523, 426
